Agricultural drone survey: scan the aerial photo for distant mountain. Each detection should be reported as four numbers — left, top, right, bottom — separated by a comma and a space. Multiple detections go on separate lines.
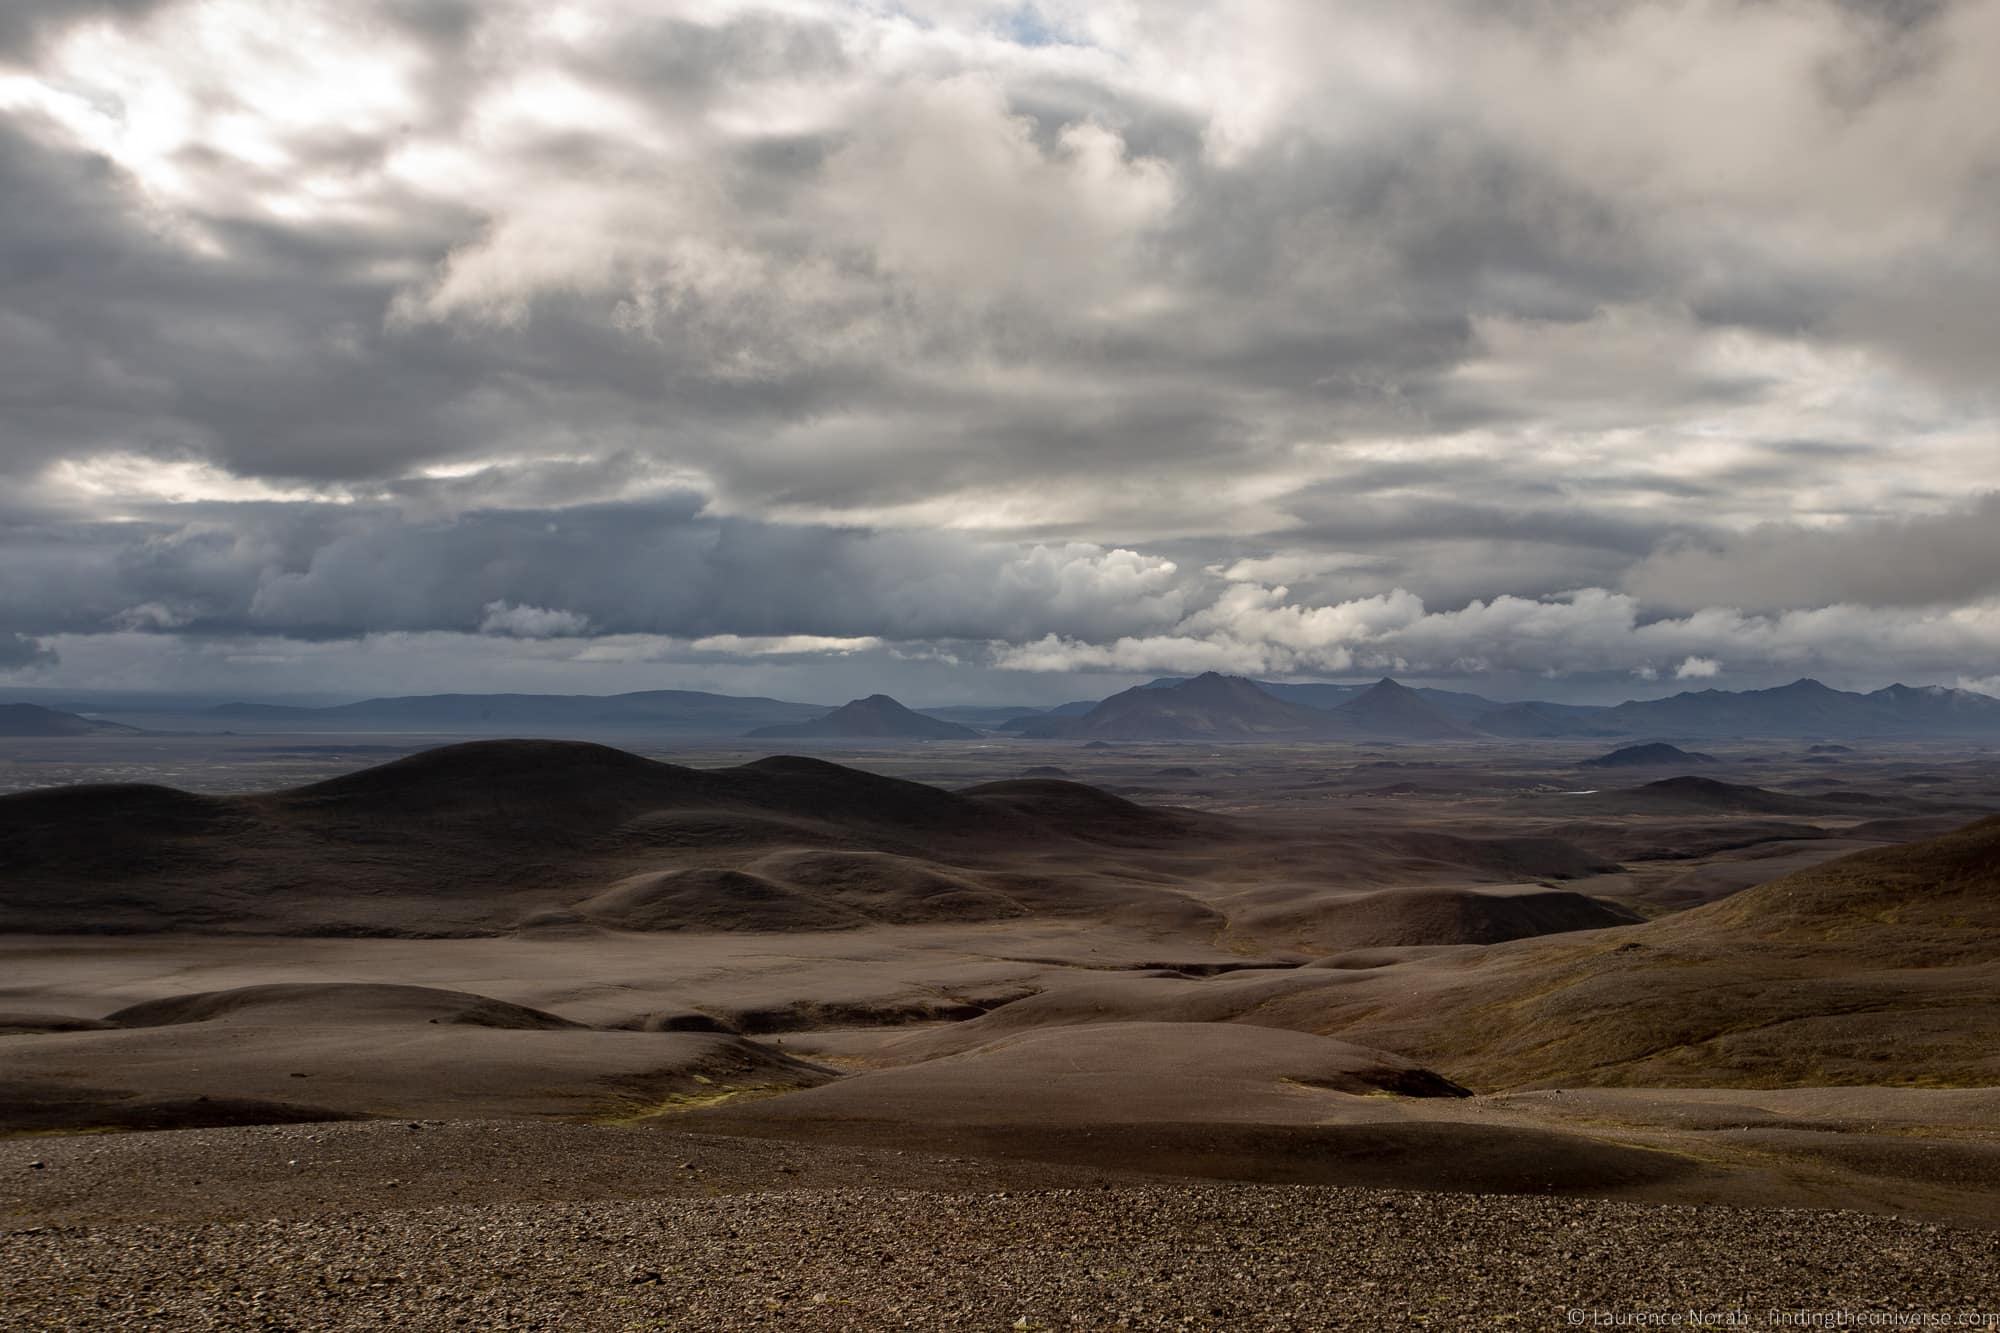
921, 704, 1047, 726
0, 703, 143, 737
1245, 681, 1366, 710
1016, 673, 1344, 741
1603, 679, 2000, 739
1580, 742, 1718, 769
745, 694, 981, 740
1469, 700, 1619, 738
1321, 679, 1476, 739
995, 698, 1099, 731
208, 689, 829, 735
1137, 676, 1482, 716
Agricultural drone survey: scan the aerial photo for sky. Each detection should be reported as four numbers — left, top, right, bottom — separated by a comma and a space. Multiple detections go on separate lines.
1, 0, 1998, 707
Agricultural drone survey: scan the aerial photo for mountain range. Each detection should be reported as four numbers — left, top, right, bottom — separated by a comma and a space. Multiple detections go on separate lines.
205, 689, 830, 735
16, 673, 1997, 743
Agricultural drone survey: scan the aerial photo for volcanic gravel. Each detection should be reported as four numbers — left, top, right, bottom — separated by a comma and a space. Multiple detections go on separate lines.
8, 1179, 2000, 1330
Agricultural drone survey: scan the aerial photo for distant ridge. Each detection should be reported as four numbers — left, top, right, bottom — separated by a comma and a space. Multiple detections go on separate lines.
745, 694, 981, 740
1602, 678, 2000, 739
0, 703, 143, 737
207, 689, 829, 735
161, 674, 2000, 743
1014, 673, 1344, 741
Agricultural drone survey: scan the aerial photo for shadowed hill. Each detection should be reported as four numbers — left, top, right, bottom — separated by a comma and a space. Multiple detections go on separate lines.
0, 740, 1214, 936
1581, 743, 1718, 769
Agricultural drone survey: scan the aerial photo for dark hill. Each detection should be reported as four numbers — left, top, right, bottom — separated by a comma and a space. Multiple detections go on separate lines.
1581, 742, 1718, 769
746, 694, 980, 740
0, 740, 1205, 936
0, 703, 142, 737
1558, 775, 1892, 817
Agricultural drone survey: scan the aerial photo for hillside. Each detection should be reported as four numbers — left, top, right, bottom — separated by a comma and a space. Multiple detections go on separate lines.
1278, 814, 2000, 1088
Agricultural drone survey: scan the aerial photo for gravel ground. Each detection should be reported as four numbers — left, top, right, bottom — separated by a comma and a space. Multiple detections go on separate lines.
5, 1121, 2000, 1331
7, 1184, 2000, 1331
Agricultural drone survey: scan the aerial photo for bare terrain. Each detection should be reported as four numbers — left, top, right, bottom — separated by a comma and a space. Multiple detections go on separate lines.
5, 730, 2000, 1327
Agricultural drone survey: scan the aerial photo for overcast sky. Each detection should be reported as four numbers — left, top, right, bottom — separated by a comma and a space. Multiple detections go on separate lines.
2, 0, 1998, 706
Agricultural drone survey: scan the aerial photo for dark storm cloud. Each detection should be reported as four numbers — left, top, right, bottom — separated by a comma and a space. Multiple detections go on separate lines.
1628, 494, 2000, 614
0, 0, 169, 58
0, 632, 57, 669
0, 499, 1188, 643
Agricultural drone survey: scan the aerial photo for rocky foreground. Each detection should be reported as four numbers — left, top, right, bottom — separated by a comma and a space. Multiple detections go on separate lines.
5, 1123, 1999, 1331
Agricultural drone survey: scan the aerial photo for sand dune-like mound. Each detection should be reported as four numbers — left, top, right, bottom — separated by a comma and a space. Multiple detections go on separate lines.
1381, 832, 1619, 881
105, 983, 586, 1031
692, 1022, 1468, 1133
746, 850, 1026, 924
0, 1011, 118, 1035
614, 808, 855, 850
579, 868, 866, 933
1245, 885, 1642, 950
0, 1019, 835, 1130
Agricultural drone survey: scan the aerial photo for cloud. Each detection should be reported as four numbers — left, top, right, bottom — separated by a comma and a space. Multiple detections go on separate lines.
1627, 495, 2000, 614
994, 585, 2000, 688
0, 632, 58, 671
478, 602, 590, 638
686, 634, 882, 656
0, 497, 1189, 645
